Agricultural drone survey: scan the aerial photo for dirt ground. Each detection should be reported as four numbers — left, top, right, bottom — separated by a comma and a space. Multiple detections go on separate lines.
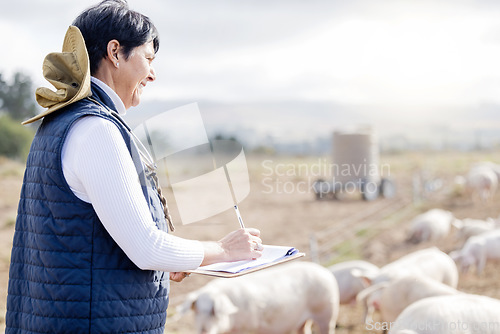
1, 151, 500, 333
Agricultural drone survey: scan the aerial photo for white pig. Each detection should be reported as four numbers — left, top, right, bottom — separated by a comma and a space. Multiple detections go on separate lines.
465, 166, 498, 203
406, 209, 454, 244
327, 260, 379, 305
354, 247, 459, 325
177, 261, 339, 334
452, 217, 498, 241
388, 294, 500, 334
357, 274, 459, 324
357, 247, 459, 288
450, 229, 500, 275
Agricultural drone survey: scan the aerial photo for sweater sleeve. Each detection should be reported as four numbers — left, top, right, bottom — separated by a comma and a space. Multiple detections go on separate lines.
62, 115, 204, 272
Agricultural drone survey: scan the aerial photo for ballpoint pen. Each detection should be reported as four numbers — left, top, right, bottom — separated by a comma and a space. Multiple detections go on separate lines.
234, 205, 245, 229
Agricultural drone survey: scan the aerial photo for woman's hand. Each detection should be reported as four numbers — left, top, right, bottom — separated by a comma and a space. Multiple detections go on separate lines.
200, 228, 263, 266
219, 227, 263, 261
169, 272, 191, 282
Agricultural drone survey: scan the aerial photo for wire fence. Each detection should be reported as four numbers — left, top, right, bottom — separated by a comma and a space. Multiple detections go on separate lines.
309, 198, 416, 265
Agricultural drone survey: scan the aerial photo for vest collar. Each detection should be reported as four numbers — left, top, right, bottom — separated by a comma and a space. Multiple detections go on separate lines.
91, 77, 127, 116
89, 81, 119, 113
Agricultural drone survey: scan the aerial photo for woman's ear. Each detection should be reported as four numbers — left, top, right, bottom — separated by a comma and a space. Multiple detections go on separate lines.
106, 39, 121, 68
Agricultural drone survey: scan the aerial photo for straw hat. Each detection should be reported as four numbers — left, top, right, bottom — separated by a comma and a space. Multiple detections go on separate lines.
23, 26, 91, 125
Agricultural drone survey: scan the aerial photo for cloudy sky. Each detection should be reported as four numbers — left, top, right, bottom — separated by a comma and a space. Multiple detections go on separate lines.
2, 0, 500, 147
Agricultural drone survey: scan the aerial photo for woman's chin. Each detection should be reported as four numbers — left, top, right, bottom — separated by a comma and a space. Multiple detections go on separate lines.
130, 92, 142, 108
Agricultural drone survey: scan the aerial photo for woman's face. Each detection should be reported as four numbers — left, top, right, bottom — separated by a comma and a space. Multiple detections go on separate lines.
115, 41, 156, 109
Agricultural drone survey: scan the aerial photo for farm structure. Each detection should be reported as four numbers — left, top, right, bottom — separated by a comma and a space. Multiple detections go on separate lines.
313, 127, 395, 201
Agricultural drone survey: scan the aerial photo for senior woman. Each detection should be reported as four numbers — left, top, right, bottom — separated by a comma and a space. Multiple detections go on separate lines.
5, 1, 262, 333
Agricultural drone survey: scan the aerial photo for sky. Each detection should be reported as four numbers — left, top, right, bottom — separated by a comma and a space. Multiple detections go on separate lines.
2, 0, 500, 149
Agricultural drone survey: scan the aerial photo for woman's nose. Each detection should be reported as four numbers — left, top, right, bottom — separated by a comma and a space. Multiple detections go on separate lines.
148, 66, 156, 82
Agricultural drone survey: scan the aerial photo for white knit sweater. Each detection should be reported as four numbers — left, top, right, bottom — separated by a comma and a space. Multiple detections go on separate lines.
61, 77, 204, 272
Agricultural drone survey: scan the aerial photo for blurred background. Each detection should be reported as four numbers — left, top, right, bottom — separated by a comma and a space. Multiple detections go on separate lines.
2, 1, 500, 333
2, 0, 500, 153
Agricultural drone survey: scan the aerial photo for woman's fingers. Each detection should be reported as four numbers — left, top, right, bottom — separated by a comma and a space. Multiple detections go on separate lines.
245, 227, 261, 237
169, 272, 190, 282
218, 228, 263, 261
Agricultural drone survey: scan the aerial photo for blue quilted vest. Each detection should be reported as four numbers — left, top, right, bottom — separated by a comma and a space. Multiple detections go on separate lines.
6, 83, 170, 333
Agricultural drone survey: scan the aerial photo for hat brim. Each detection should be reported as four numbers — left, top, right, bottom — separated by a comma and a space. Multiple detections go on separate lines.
23, 26, 91, 125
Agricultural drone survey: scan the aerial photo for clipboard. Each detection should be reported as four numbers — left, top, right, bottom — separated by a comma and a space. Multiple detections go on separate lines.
187, 245, 305, 278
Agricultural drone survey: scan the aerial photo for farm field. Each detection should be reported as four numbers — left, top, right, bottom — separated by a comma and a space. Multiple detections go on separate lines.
1, 151, 500, 333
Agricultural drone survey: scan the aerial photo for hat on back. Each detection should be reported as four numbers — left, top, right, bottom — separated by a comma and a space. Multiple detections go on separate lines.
23, 26, 91, 125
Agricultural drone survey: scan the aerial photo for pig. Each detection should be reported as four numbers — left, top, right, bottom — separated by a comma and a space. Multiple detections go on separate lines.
327, 260, 379, 305
357, 247, 459, 288
464, 165, 498, 203
176, 261, 339, 334
406, 209, 455, 244
388, 294, 500, 334
449, 229, 500, 275
471, 161, 500, 181
452, 217, 498, 241
357, 274, 459, 324
353, 247, 458, 325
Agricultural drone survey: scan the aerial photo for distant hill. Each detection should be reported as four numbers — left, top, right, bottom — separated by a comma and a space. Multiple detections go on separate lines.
125, 99, 500, 154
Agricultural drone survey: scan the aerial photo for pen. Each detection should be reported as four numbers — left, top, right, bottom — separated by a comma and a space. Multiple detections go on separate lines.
234, 205, 245, 229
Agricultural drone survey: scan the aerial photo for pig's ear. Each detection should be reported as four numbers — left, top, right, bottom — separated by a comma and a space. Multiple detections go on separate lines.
214, 295, 238, 316
351, 268, 374, 287
356, 281, 389, 305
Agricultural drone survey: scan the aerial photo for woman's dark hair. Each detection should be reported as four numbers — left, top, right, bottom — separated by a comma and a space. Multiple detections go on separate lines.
73, 0, 159, 74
